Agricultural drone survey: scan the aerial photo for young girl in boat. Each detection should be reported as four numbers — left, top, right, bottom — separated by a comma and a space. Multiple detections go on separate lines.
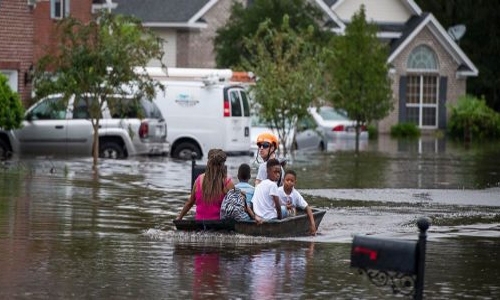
176, 148, 234, 220
254, 132, 285, 186
277, 169, 317, 236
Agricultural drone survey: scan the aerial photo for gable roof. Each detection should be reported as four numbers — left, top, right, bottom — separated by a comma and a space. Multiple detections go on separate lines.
388, 13, 478, 76
110, 0, 218, 28
315, 0, 477, 77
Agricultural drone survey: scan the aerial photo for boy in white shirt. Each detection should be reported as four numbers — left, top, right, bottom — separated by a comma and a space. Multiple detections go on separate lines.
252, 158, 283, 220
277, 169, 317, 236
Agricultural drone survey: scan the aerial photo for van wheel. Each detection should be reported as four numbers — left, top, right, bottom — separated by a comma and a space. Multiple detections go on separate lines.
172, 142, 201, 160
99, 141, 126, 159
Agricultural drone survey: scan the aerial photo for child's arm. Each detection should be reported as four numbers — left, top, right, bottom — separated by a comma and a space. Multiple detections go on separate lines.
273, 195, 283, 219
245, 202, 263, 224
305, 206, 317, 236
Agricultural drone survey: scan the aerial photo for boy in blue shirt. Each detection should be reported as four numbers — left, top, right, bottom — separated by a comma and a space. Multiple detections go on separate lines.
235, 163, 255, 208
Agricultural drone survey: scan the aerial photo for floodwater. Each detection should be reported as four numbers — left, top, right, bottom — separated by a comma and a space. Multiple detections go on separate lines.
0, 135, 499, 299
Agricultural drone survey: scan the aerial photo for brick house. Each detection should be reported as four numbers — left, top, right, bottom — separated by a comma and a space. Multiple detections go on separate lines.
0, 0, 94, 106
321, 0, 478, 133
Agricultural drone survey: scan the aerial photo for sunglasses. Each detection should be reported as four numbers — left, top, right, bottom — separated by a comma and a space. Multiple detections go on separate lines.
257, 142, 271, 149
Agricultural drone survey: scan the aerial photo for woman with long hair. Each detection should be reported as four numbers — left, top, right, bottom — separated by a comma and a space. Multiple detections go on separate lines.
176, 148, 234, 220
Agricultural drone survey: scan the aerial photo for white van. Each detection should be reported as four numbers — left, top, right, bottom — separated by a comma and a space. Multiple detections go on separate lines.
147, 67, 252, 159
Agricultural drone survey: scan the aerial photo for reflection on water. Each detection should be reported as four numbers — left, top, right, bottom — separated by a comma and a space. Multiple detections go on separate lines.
1, 136, 500, 299
288, 135, 500, 189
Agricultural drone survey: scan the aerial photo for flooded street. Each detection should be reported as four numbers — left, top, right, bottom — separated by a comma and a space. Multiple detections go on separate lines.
1, 135, 500, 299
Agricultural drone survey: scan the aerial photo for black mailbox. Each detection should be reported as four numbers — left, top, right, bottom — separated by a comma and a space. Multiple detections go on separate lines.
351, 235, 417, 274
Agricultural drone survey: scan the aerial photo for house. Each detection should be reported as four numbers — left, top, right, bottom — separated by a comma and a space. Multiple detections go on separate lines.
109, 0, 239, 68
0, 0, 94, 106
0, 0, 36, 104
318, 0, 478, 133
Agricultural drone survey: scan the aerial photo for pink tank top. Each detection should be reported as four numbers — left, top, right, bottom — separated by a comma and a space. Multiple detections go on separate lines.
194, 175, 232, 220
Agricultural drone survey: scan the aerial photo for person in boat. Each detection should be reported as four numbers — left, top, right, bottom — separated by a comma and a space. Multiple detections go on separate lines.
234, 163, 255, 208
176, 148, 234, 221
252, 158, 283, 220
277, 169, 317, 236
220, 163, 262, 223
254, 132, 285, 187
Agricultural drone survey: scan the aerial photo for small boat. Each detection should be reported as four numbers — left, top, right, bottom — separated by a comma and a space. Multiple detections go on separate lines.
173, 208, 326, 237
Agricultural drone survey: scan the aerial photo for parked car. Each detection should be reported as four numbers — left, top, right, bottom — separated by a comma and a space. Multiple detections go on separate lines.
0, 94, 168, 159
293, 113, 326, 151
307, 106, 368, 140
250, 114, 325, 155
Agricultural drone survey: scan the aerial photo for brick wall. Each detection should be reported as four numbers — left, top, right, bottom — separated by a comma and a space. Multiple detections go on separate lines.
0, 0, 35, 105
378, 27, 466, 133
0, 0, 94, 107
34, 0, 93, 63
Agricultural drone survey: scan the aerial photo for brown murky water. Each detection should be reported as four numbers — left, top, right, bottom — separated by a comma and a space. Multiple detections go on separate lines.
0, 135, 499, 299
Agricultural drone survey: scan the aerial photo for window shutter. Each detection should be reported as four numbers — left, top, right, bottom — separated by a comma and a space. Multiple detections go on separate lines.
438, 77, 448, 129
398, 76, 407, 123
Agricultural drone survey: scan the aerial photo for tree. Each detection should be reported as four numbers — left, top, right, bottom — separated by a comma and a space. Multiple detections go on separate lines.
34, 11, 165, 170
242, 15, 328, 156
326, 6, 393, 152
214, 0, 328, 68
0, 73, 24, 131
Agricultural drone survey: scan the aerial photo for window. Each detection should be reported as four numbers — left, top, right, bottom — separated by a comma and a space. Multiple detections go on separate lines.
0, 70, 18, 92
406, 45, 439, 128
73, 96, 102, 119
229, 90, 242, 117
51, 0, 70, 19
107, 97, 145, 119
30, 97, 67, 120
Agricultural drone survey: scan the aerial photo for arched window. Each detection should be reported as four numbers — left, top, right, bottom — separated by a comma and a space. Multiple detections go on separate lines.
404, 45, 440, 129
407, 45, 438, 70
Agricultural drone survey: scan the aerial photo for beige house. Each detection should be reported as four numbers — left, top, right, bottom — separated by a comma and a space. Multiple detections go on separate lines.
321, 0, 478, 133
108, 0, 477, 133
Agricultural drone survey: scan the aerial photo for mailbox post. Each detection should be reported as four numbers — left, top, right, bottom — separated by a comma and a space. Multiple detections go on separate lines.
191, 153, 206, 188
350, 217, 430, 299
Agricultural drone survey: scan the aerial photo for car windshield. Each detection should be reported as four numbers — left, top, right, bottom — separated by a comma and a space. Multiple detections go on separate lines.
318, 107, 350, 121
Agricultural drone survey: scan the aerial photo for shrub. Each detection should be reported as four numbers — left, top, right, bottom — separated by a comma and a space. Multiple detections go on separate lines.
367, 124, 378, 139
448, 95, 500, 140
0, 74, 25, 130
390, 122, 421, 138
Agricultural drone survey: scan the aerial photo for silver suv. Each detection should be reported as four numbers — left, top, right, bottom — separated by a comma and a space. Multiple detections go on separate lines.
0, 94, 168, 159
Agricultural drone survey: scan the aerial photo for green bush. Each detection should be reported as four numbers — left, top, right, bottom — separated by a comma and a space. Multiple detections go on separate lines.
390, 122, 421, 138
0, 74, 25, 130
367, 124, 378, 139
448, 95, 500, 140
